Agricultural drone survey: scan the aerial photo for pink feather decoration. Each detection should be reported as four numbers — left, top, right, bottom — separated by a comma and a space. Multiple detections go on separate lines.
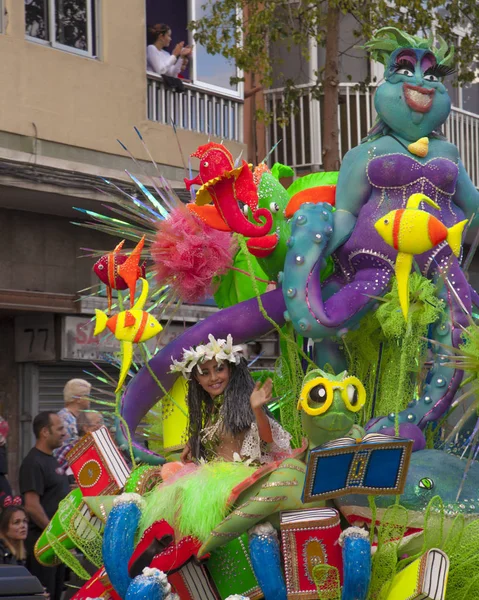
152, 206, 236, 302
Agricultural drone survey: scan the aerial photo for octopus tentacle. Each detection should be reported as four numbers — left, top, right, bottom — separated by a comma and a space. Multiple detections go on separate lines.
283, 203, 393, 337
117, 288, 286, 464
367, 257, 470, 434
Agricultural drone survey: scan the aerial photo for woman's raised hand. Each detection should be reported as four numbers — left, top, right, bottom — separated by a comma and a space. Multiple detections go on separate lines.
172, 41, 185, 57
250, 378, 273, 411
180, 45, 192, 57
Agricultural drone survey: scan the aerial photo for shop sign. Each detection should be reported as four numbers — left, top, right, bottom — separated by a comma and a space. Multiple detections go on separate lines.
61, 316, 187, 362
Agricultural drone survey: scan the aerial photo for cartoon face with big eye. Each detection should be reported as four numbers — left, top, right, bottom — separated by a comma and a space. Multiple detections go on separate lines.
374, 48, 452, 140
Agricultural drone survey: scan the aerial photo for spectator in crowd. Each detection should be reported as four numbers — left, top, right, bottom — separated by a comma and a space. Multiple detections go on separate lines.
0, 415, 12, 500
19, 412, 70, 600
147, 23, 192, 77
0, 503, 28, 566
178, 57, 191, 81
77, 409, 104, 437
55, 410, 105, 476
54, 379, 91, 469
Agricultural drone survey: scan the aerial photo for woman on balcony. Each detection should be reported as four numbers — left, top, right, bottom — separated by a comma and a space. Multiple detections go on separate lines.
147, 23, 192, 78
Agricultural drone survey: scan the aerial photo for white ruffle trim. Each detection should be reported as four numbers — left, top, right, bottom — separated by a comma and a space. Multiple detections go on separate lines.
241, 416, 292, 463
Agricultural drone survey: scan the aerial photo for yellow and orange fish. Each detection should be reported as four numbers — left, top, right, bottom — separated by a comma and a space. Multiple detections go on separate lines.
374, 193, 467, 320
94, 278, 162, 392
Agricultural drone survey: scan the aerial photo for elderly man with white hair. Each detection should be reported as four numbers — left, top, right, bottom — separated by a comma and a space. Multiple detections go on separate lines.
53, 379, 91, 467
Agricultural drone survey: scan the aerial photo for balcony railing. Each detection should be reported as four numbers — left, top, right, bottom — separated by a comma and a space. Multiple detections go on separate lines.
444, 106, 479, 189
264, 83, 479, 188
147, 72, 244, 143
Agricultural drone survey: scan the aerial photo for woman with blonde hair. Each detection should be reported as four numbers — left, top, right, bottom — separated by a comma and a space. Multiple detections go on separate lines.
0, 502, 28, 565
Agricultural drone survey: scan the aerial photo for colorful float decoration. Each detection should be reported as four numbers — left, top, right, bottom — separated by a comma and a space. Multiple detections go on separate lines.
32, 26, 479, 600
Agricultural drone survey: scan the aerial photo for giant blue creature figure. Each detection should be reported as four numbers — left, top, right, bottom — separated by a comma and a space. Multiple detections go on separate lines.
117, 28, 479, 464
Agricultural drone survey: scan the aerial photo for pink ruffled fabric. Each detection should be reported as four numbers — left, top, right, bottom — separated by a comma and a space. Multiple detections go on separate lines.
152, 206, 236, 302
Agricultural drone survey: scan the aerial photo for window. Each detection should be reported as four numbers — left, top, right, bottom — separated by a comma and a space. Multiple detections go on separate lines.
190, 0, 242, 99
25, 0, 98, 57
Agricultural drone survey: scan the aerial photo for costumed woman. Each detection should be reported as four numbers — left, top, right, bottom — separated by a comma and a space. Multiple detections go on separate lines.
172, 335, 292, 464
0, 502, 28, 566
136, 335, 293, 550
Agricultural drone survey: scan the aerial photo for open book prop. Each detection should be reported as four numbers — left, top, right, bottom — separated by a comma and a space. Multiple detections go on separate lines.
303, 433, 413, 502
385, 548, 449, 600
280, 507, 343, 599
67, 425, 130, 496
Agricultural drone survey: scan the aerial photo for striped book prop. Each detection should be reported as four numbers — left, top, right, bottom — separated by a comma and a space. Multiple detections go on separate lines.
169, 560, 220, 600
385, 549, 449, 600
206, 533, 263, 600
67, 425, 130, 496
302, 433, 413, 502
280, 508, 343, 599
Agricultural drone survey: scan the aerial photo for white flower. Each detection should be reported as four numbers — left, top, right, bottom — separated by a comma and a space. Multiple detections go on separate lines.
216, 334, 243, 364
170, 335, 243, 379
207, 334, 226, 355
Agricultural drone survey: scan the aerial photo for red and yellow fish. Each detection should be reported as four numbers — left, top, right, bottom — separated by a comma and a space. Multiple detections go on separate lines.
375, 193, 467, 320
94, 278, 162, 392
93, 236, 146, 313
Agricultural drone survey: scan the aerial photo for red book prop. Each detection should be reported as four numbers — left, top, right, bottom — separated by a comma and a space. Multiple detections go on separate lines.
169, 560, 219, 600
280, 508, 343, 599
71, 567, 121, 600
66, 426, 130, 496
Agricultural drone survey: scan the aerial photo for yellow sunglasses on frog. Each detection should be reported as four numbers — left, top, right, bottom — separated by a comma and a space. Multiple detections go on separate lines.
297, 376, 366, 416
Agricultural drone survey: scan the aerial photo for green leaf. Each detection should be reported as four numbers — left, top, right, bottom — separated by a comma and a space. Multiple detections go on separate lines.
271, 162, 295, 180
286, 171, 339, 198
214, 248, 268, 308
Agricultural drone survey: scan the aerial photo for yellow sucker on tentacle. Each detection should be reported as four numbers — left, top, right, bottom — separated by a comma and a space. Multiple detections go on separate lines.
374, 193, 468, 320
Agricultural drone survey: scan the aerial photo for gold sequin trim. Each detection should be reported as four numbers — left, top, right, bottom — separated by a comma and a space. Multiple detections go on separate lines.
233, 509, 266, 519
253, 495, 288, 502
210, 530, 238, 538
283, 464, 306, 474
261, 480, 298, 489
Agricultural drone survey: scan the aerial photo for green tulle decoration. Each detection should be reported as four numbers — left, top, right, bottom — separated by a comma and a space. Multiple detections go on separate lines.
343, 273, 444, 426
368, 494, 479, 600
138, 461, 256, 542
313, 564, 341, 600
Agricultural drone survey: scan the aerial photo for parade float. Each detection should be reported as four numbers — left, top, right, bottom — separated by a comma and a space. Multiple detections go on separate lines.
34, 27, 479, 599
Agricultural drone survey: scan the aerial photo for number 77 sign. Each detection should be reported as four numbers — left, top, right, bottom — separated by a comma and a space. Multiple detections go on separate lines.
15, 314, 56, 362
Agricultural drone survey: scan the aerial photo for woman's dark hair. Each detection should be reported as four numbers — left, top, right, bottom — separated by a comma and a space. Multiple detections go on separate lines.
147, 23, 171, 45
187, 358, 256, 459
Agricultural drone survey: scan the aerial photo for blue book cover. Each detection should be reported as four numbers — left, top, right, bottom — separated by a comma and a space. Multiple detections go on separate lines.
302, 433, 413, 502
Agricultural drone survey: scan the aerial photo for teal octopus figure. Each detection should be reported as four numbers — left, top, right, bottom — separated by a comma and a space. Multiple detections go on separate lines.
117, 28, 479, 465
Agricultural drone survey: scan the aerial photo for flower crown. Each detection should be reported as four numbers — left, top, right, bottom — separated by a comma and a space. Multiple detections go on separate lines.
170, 334, 243, 379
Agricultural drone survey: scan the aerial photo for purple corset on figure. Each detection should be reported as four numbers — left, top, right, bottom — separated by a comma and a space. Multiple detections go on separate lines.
368, 154, 458, 194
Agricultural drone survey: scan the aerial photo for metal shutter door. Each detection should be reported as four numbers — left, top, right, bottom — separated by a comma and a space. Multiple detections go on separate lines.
38, 364, 118, 416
